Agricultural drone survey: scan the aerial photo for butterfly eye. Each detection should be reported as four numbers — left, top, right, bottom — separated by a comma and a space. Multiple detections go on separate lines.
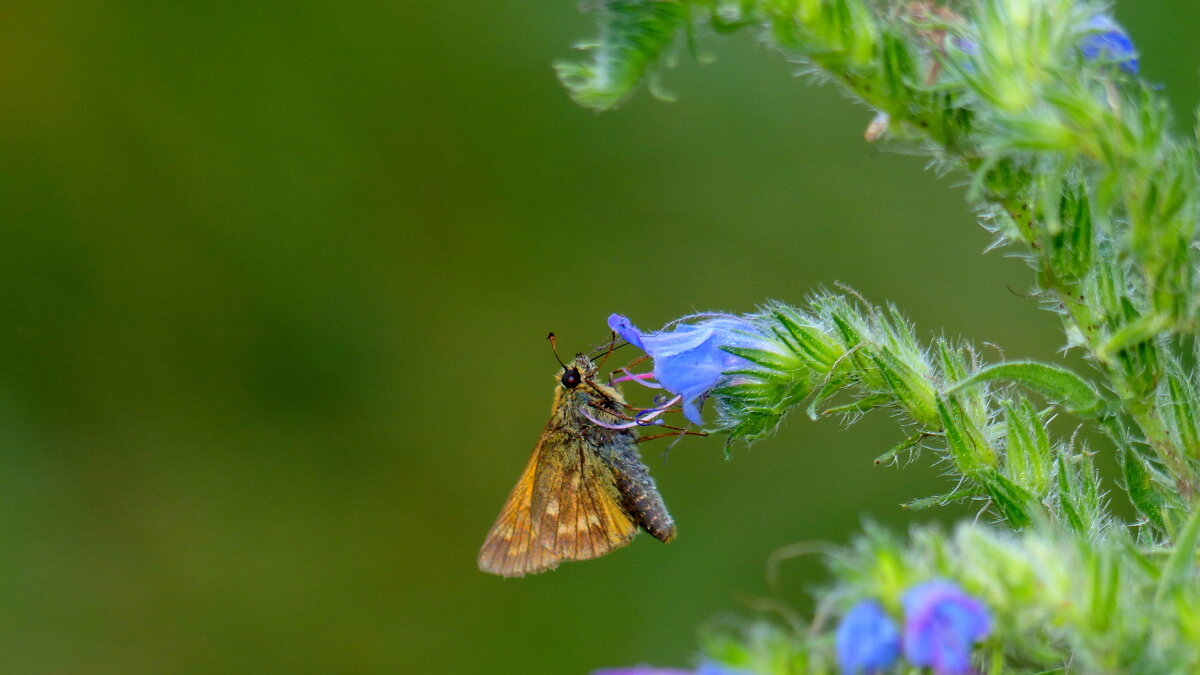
561, 367, 582, 389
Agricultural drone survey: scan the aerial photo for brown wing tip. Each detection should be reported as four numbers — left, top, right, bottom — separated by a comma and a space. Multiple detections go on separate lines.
477, 549, 562, 578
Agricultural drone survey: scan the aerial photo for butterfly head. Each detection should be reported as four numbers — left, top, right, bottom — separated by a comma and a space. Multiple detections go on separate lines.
559, 354, 598, 390
560, 365, 582, 389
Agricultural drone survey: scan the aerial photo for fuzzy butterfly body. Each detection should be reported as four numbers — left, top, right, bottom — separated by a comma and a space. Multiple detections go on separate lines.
478, 354, 675, 577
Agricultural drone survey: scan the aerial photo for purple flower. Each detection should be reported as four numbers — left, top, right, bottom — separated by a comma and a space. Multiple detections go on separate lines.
608, 313, 775, 425
902, 580, 992, 675
1079, 15, 1138, 74
835, 600, 901, 675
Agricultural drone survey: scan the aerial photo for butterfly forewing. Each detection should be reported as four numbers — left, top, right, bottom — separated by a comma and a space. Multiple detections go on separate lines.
477, 441, 543, 577
530, 431, 637, 566
478, 429, 638, 577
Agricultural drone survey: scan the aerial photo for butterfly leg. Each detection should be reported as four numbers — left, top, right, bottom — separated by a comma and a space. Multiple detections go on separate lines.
636, 430, 707, 443
607, 355, 651, 387
582, 397, 693, 433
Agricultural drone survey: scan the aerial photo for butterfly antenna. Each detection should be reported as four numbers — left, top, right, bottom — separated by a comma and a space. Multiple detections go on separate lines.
546, 332, 568, 371
596, 331, 621, 369
589, 338, 627, 359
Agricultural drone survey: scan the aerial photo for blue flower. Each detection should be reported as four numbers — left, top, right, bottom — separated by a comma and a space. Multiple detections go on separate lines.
608, 313, 775, 425
901, 580, 992, 675
1079, 15, 1138, 74
835, 600, 901, 675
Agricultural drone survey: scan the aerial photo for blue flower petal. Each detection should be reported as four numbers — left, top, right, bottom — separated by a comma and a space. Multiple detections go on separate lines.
1080, 15, 1138, 74
609, 313, 646, 350
608, 314, 775, 425
836, 600, 901, 674
902, 580, 991, 675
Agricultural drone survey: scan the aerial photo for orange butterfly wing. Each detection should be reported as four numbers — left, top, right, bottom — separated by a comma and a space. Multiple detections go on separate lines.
478, 439, 543, 577
478, 427, 638, 577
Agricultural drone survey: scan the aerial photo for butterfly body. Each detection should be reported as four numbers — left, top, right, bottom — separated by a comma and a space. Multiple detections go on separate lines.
478, 354, 675, 577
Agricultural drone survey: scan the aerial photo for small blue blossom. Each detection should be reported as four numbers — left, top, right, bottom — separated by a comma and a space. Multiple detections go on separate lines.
608, 313, 776, 425
902, 580, 992, 675
1079, 15, 1138, 74
835, 600, 901, 675
951, 15, 1138, 77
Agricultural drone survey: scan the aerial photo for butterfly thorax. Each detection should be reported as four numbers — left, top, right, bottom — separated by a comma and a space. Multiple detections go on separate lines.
550, 356, 675, 544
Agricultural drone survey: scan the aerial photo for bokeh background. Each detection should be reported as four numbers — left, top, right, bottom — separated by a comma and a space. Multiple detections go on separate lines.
2, 2, 1198, 673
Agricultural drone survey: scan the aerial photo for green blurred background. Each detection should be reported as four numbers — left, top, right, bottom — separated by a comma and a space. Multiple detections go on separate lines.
1, 2, 1197, 673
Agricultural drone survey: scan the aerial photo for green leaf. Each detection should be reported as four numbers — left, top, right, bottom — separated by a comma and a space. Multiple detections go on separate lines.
804, 369, 853, 421
874, 432, 926, 465
1154, 506, 1200, 608
940, 393, 997, 471
829, 313, 865, 351
1122, 446, 1166, 532
1096, 313, 1171, 363
945, 361, 1102, 415
977, 469, 1034, 528
902, 485, 980, 511
1056, 454, 1085, 534
873, 351, 938, 426
1085, 553, 1119, 633
770, 306, 841, 368
722, 346, 797, 372
822, 392, 892, 418
1003, 399, 1052, 496
555, 0, 689, 111
937, 397, 979, 475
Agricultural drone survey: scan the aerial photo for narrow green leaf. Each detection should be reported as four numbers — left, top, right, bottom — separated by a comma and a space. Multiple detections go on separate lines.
1097, 313, 1171, 363
1154, 506, 1200, 608
936, 339, 969, 384
902, 485, 980, 511
945, 361, 1102, 414
771, 308, 841, 367
1002, 399, 1051, 496
873, 351, 938, 426
1056, 454, 1085, 534
1086, 554, 1119, 632
1122, 446, 1166, 532
722, 346, 797, 372
937, 397, 977, 475
829, 313, 864, 351
875, 432, 926, 465
1164, 362, 1200, 458
977, 469, 1034, 528
822, 392, 892, 418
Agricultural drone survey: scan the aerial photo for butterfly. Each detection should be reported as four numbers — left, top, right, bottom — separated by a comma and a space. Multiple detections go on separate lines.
478, 347, 675, 577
